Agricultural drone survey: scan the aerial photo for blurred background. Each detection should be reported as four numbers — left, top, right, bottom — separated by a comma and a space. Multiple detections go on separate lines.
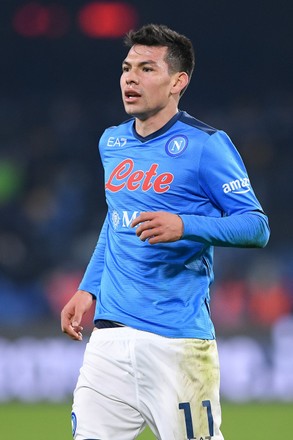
0, 0, 293, 405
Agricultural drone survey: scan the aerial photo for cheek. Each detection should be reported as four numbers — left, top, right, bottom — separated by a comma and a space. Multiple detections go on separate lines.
150, 82, 169, 97
153, 85, 171, 101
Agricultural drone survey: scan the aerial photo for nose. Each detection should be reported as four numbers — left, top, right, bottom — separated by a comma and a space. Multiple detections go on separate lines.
126, 78, 138, 85
124, 70, 139, 85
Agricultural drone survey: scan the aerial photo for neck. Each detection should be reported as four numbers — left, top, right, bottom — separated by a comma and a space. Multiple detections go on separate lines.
134, 107, 179, 137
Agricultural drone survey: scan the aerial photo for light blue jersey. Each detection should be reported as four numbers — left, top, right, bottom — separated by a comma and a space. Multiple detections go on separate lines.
79, 111, 269, 338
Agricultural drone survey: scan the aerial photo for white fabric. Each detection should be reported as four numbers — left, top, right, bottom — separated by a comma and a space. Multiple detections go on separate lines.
72, 327, 224, 440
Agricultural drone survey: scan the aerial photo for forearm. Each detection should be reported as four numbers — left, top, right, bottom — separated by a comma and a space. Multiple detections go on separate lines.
180, 211, 270, 248
78, 217, 108, 297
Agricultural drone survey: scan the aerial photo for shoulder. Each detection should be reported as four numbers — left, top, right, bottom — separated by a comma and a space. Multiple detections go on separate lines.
177, 111, 234, 154
102, 118, 134, 136
99, 118, 134, 150
178, 111, 218, 136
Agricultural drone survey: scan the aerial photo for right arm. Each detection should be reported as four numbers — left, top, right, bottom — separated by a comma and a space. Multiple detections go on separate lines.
61, 216, 108, 340
78, 216, 108, 296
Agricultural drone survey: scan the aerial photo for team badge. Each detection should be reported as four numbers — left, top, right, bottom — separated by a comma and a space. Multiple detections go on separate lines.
165, 135, 188, 157
71, 412, 77, 437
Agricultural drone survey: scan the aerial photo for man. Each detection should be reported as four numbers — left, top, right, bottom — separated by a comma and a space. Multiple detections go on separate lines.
61, 24, 270, 440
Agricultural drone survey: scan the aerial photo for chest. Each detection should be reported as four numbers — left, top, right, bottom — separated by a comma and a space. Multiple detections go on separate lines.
102, 136, 201, 197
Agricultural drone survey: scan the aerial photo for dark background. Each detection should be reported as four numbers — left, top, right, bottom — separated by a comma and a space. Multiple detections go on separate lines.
0, 0, 292, 337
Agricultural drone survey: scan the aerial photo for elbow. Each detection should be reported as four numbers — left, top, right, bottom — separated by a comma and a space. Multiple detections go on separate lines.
252, 215, 271, 248
237, 212, 270, 248
255, 231, 270, 248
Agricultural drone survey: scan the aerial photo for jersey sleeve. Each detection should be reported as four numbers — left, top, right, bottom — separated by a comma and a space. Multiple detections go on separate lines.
180, 131, 270, 247
78, 216, 108, 298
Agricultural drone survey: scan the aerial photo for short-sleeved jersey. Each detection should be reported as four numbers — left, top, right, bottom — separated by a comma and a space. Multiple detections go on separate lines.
80, 111, 265, 338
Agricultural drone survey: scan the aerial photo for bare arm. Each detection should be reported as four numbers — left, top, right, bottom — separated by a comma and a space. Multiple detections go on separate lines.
61, 290, 95, 341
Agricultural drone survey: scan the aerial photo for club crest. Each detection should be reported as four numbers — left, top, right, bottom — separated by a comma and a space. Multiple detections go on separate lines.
165, 135, 188, 157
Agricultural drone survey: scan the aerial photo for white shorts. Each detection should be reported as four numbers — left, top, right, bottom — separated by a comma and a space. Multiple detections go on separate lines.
72, 327, 224, 440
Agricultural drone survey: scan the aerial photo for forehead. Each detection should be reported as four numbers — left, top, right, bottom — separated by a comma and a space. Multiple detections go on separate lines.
123, 45, 168, 65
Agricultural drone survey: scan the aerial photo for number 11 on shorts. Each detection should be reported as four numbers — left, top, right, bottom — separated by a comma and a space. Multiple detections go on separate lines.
179, 400, 214, 439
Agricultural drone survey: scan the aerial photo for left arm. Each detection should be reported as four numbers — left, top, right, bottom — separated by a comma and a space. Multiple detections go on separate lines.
180, 210, 269, 247
131, 210, 270, 247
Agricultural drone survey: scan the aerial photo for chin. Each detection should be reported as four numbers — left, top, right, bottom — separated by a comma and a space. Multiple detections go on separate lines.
124, 107, 136, 115
124, 107, 141, 118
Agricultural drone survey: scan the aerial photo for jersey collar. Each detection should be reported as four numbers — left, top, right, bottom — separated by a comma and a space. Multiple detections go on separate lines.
132, 111, 183, 143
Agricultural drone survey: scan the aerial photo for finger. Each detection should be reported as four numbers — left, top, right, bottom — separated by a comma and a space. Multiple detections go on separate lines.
61, 313, 83, 341
69, 331, 83, 341
136, 218, 160, 236
71, 312, 83, 328
60, 311, 72, 333
131, 212, 154, 228
148, 235, 162, 245
136, 224, 155, 239
64, 324, 83, 341
71, 325, 83, 341
70, 316, 84, 340
139, 227, 162, 242
136, 224, 153, 237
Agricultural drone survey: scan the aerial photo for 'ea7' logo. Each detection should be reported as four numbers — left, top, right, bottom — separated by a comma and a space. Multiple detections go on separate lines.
107, 137, 127, 147
165, 135, 188, 157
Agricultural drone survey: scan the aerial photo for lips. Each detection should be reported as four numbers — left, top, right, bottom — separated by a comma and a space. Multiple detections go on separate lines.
124, 89, 141, 101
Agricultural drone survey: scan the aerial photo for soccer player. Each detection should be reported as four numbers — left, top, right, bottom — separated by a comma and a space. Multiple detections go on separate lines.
61, 24, 270, 440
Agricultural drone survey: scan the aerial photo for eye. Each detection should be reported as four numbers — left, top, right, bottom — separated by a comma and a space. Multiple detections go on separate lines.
143, 67, 153, 72
122, 65, 130, 72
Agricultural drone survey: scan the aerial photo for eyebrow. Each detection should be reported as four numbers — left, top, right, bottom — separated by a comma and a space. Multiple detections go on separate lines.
122, 60, 158, 67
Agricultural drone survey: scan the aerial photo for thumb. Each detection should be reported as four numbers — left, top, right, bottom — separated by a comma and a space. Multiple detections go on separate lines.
72, 315, 83, 329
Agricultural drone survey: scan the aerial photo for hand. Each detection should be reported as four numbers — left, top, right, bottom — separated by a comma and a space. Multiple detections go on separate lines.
61, 290, 94, 341
131, 211, 183, 244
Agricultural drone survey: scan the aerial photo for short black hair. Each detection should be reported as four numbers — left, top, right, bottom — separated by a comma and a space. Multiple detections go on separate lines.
124, 24, 195, 94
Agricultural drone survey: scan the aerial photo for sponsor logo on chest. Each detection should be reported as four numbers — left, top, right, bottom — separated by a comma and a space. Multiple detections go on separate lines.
105, 158, 174, 193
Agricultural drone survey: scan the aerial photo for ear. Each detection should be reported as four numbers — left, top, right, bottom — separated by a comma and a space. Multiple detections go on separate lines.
171, 72, 189, 95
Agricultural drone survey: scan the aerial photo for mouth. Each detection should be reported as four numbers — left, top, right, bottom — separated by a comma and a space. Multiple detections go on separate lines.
124, 90, 141, 102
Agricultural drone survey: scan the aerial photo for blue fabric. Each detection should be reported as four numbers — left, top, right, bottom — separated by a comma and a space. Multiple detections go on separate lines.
79, 111, 270, 338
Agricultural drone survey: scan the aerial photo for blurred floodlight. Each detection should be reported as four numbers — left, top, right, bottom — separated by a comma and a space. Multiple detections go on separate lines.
77, 2, 138, 38
13, 2, 70, 38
